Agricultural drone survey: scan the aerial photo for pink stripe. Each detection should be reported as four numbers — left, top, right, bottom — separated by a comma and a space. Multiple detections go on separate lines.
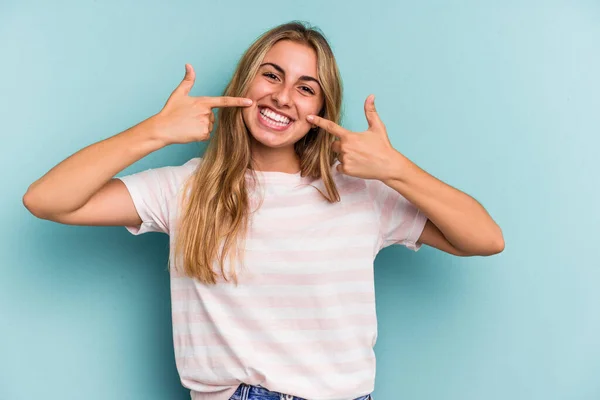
240, 268, 372, 286
174, 334, 369, 353
242, 245, 372, 263
179, 354, 374, 376
256, 178, 366, 208
380, 190, 396, 237
248, 219, 377, 240
172, 289, 373, 307
251, 199, 375, 232
172, 312, 375, 330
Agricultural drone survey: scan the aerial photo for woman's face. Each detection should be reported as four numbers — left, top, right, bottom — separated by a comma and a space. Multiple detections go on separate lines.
242, 40, 324, 150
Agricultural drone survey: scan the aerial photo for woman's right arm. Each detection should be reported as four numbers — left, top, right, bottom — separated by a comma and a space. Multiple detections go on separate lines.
22, 63, 252, 226
22, 118, 166, 226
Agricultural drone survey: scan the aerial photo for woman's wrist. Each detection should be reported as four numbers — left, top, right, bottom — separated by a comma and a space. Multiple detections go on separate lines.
135, 114, 173, 149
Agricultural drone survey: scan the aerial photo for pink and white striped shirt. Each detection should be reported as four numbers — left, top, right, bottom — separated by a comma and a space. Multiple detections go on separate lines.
118, 157, 427, 400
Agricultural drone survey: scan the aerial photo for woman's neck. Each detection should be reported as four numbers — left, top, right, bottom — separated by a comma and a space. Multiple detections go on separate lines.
250, 142, 300, 174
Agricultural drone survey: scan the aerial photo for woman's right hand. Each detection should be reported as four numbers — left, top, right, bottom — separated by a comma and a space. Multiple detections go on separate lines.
153, 64, 253, 145
23, 63, 250, 224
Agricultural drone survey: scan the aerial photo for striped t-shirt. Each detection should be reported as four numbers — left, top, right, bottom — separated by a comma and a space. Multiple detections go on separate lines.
118, 157, 427, 400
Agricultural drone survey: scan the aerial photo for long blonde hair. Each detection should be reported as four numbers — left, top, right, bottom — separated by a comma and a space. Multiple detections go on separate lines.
174, 21, 343, 284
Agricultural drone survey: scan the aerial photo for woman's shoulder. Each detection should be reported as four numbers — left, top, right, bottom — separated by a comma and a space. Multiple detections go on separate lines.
327, 161, 393, 199
304, 161, 370, 196
123, 157, 202, 192
160, 157, 202, 179
179, 157, 202, 171
161, 157, 203, 189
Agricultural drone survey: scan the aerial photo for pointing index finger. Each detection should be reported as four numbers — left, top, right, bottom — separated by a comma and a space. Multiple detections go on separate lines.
205, 96, 253, 108
307, 115, 348, 138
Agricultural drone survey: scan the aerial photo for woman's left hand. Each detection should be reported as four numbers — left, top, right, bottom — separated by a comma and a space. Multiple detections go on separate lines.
307, 95, 401, 181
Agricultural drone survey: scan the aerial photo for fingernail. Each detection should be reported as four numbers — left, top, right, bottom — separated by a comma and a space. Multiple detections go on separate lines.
307, 115, 314, 122
244, 99, 253, 105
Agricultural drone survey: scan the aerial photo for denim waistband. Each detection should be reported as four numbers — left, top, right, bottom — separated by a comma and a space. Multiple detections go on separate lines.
229, 383, 372, 400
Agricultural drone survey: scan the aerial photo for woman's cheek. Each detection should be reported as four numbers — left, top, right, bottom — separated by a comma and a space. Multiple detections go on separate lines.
299, 99, 322, 118
308, 98, 324, 117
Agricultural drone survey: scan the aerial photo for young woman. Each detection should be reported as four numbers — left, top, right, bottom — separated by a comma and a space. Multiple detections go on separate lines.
23, 21, 504, 400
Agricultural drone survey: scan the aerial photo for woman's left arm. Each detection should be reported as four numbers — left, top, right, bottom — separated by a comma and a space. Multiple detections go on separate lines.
383, 151, 504, 257
307, 95, 504, 257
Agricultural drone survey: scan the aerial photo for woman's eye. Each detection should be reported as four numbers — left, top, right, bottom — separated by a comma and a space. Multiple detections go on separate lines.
263, 72, 278, 80
300, 86, 315, 95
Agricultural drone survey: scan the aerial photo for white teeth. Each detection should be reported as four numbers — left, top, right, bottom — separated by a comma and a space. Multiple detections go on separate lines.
260, 108, 291, 125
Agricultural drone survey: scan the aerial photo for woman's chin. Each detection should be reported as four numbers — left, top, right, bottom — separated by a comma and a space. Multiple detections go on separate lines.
249, 127, 297, 149
251, 133, 290, 149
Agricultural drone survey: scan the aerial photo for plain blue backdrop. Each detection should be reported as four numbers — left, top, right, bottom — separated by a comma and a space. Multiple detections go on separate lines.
1, 1, 599, 399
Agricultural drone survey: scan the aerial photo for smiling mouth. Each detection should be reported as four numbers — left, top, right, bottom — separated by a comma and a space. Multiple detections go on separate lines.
258, 106, 294, 130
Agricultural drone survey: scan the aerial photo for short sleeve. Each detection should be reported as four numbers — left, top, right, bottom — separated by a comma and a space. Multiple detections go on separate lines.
117, 158, 201, 235
365, 178, 428, 251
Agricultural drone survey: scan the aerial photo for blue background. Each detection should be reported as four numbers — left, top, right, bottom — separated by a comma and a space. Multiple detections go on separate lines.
2, 1, 599, 399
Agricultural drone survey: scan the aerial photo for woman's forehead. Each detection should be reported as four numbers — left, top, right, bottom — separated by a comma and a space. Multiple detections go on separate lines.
262, 40, 318, 78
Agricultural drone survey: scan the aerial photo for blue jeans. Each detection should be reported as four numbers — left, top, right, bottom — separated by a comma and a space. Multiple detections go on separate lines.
229, 383, 372, 400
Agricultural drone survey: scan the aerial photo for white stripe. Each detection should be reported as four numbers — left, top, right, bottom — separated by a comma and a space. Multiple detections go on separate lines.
175, 344, 370, 363
222, 258, 368, 273
171, 301, 374, 318
172, 324, 375, 342
252, 199, 371, 220
171, 280, 374, 294
169, 258, 373, 274
243, 234, 376, 252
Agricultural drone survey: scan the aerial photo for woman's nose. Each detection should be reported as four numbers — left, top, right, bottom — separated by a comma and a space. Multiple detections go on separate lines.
272, 86, 292, 107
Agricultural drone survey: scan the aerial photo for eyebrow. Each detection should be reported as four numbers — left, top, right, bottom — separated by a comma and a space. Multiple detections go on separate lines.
260, 62, 321, 87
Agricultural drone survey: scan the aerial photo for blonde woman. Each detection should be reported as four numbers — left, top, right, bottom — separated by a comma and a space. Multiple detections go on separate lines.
23, 21, 504, 400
